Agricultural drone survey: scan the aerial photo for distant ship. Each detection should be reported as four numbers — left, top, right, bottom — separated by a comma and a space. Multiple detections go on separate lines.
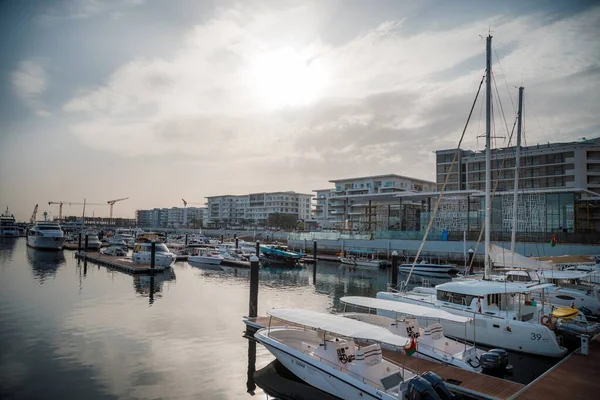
0, 207, 20, 237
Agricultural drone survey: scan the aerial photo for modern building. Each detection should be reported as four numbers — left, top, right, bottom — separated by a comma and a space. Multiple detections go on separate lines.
422, 137, 600, 237
436, 137, 600, 193
206, 191, 313, 227
312, 174, 436, 230
136, 207, 207, 228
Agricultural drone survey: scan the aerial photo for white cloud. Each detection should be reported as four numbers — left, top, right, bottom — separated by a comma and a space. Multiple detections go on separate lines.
63, 4, 600, 188
11, 59, 51, 117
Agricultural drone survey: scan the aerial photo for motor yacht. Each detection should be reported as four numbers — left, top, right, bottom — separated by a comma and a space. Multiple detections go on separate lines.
0, 207, 20, 237
188, 249, 224, 266
27, 221, 65, 250
255, 308, 455, 400
377, 280, 567, 357
131, 242, 176, 267
340, 296, 510, 374
339, 249, 387, 269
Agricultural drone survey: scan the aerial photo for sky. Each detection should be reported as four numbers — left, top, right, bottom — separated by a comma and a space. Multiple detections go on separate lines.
1, 0, 599, 221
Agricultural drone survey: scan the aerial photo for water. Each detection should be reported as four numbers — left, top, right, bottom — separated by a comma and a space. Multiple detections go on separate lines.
0, 238, 558, 400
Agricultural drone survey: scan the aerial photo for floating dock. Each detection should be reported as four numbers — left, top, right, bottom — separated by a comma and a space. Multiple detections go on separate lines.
243, 316, 524, 400
511, 334, 600, 399
74, 251, 168, 274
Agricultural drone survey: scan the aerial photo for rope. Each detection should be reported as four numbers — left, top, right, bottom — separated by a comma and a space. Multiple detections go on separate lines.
403, 74, 486, 288
493, 44, 516, 113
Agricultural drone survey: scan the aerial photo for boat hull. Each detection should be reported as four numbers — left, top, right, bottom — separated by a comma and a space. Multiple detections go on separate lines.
26, 236, 65, 250
399, 264, 458, 274
0, 229, 20, 237
377, 292, 567, 358
131, 251, 175, 267
255, 330, 395, 400
187, 255, 222, 265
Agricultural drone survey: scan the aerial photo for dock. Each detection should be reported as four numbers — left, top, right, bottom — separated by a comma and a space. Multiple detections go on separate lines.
243, 316, 525, 400
512, 334, 600, 399
74, 251, 169, 274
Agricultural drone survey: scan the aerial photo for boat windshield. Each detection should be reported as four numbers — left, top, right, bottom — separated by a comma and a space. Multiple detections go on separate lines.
38, 226, 62, 231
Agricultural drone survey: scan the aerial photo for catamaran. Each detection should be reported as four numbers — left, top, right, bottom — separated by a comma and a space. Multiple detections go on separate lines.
254, 308, 455, 400
340, 296, 513, 374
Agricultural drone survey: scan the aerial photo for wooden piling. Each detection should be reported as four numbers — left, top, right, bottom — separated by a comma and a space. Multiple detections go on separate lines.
78, 232, 82, 252
84, 234, 89, 252
249, 255, 259, 318
185, 233, 188, 246
312, 240, 317, 283
235, 238, 239, 249
391, 250, 398, 289
255, 240, 260, 257
150, 242, 156, 269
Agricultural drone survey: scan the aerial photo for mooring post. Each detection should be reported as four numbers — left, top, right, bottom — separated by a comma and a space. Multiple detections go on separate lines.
255, 240, 260, 257
185, 233, 188, 246
150, 241, 156, 269
235, 237, 239, 249
313, 240, 317, 283
84, 234, 89, 252
78, 232, 82, 252
391, 250, 399, 289
220, 234, 224, 243
249, 255, 259, 318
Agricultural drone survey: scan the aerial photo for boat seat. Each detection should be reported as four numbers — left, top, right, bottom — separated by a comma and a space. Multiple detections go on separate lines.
355, 344, 382, 366
423, 323, 444, 340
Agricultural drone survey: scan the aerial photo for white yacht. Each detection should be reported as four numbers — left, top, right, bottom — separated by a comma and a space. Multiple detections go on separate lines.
131, 242, 176, 267
339, 249, 387, 269
398, 261, 458, 275
73, 231, 102, 251
27, 221, 65, 250
255, 308, 451, 400
340, 296, 497, 373
188, 249, 224, 266
0, 207, 20, 237
377, 280, 567, 357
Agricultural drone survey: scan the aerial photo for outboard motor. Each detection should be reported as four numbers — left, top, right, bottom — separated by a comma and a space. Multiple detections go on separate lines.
406, 376, 441, 400
480, 348, 513, 376
421, 372, 460, 400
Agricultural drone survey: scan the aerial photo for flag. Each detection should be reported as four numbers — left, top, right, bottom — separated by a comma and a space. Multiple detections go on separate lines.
404, 337, 417, 356
550, 235, 557, 247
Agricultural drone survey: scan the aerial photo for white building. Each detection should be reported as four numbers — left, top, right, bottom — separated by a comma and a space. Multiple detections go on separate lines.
312, 174, 436, 230
206, 191, 313, 227
136, 206, 208, 228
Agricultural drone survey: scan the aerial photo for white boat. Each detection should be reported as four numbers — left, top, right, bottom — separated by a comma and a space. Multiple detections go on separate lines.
377, 280, 567, 357
102, 245, 128, 257
188, 249, 223, 266
26, 221, 65, 250
0, 207, 20, 237
399, 262, 458, 275
339, 250, 387, 269
254, 308, 453, 400
131, 242, 176, 267
502, 269, 600, 317
340, 296, 501, 373
74, 231, 102, 250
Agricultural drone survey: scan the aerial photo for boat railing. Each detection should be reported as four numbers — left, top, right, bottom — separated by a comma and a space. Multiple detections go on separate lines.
302, 350, 388, 390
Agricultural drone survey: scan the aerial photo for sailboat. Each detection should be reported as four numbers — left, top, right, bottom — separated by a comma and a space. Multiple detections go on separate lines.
378, 35, 568, 357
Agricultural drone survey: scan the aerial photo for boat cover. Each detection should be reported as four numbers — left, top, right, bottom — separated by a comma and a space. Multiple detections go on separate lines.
490, 244, 553, 270
341, 296, 471, 324
267, 308, 410, 347
551, 308, 580, 319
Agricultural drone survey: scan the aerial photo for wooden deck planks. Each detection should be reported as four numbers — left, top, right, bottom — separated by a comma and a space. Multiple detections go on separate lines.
75, 252, 168, 274
245, 316, 524, 399
515, 335, 600, 400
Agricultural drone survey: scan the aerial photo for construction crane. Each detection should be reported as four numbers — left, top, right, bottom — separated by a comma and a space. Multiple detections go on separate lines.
107, 197, 129, 219
48, 201, 106, 221
181, 198, 204, 207
30, 204, 38, 224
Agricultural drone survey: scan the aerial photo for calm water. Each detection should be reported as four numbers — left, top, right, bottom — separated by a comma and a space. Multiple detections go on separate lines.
0, 238, 557, 400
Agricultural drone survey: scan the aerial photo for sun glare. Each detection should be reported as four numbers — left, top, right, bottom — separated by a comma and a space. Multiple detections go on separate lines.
250, 47, 327, 108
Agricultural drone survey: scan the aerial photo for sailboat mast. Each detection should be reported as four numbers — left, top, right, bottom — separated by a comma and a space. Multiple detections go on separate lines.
484, 35, 492, 277
510, 87, 524, 252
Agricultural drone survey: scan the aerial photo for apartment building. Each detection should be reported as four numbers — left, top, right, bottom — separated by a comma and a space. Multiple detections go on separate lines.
136, 207, 207, 228
206, 191, 312, 226
436, 137, 600, 193
312, 174, 436, 230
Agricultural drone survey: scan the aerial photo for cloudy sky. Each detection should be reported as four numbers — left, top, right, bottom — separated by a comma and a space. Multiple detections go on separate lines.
1, 0, 598, 221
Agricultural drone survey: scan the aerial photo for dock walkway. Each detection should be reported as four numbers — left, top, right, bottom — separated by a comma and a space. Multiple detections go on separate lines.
243, 316, 524, 400
75, 251, 168, 274
513, 334, 600, 399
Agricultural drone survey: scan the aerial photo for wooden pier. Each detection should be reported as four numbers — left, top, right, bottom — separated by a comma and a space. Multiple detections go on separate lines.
511, 334, 600, 399
74, 251, 169, 274
243, 316, 525, 400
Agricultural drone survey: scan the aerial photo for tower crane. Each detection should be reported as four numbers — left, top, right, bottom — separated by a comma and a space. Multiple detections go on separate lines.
48, 201, 106, 221
107, 197, 129, 219
30, 204, 38, 224
181, 198, 204, 207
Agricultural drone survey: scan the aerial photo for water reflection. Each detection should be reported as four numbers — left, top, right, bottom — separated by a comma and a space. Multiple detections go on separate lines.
132, 268, 176, 305
26, 247, 65, 283
0, 237, 18, 265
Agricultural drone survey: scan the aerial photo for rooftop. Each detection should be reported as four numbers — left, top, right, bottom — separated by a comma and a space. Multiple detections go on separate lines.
329, 174, 435, 185
437, 136, 600, 155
